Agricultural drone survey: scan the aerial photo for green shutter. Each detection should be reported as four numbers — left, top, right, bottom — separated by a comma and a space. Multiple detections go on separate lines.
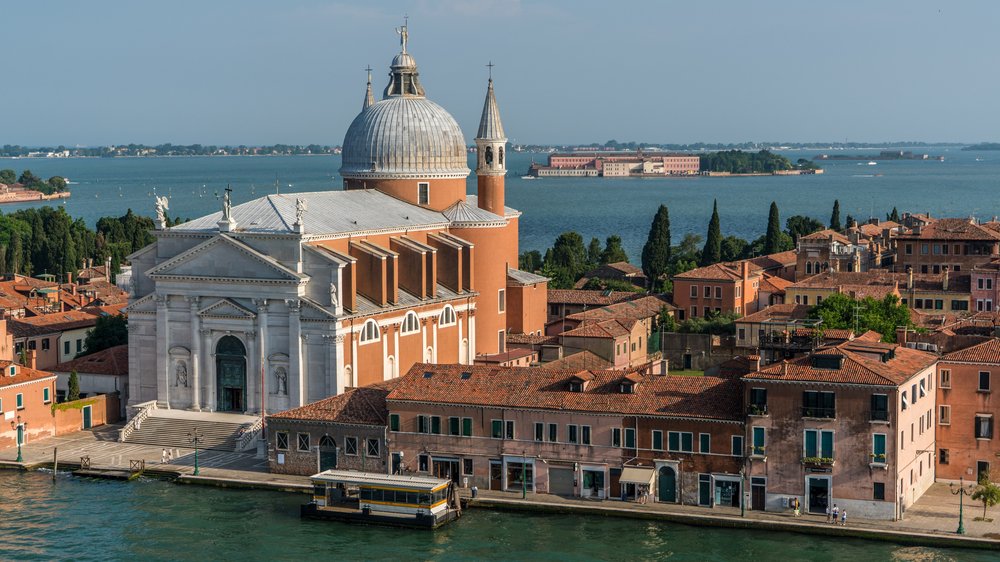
653, 431, 663, 450
700, 434, 710, 453
805, 430, 817, 458
389, 414, 400, 432
582, 426, 591, 445
668, 432, 679, 451
431, 417, 441, 435
753, 427, 765, 448
449, 417, 460, 436
613, 428, 621, 447
873, 434, 886, 457
625, 428, 635, 448
821, 431, 834, 459
492, 420, 503, 439
682, 433, 693, 452
463, 418, 473, 437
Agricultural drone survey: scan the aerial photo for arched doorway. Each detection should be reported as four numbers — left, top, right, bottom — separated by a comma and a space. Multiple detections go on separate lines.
658, 466, 677, 503
319, 435, 337, 471
216, 336, 247, 412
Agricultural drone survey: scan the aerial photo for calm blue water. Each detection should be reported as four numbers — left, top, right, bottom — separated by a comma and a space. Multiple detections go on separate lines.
0, 471, 987, 561
1, 148, 993, 260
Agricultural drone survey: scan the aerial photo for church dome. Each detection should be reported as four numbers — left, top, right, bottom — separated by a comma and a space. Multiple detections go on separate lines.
340, 96, 470, 179
340, 29, 469, 180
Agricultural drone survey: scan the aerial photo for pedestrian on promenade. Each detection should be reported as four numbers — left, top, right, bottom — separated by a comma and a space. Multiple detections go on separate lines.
161, 449, 167, 464
841, 509, 847, 526
167, 449, 173, 463
831, 504, 839, 524
825, 504, 831, 523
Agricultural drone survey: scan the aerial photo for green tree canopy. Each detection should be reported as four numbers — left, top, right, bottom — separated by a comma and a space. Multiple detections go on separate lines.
587, 237, 602, 269
519, 250, 542, 273
764, 202, 782, 255
0, 169, 15, 185
601, 235, 629, 264
83, 314, 128, 356
786, 215, 825, 244
721, 236, 748, 262
888, 207, 900, 222
700, 200, 722, 266
972, 476, 1000, 520
67, 370, 80, 402
810, 293, 913, 342
641, 205, 671, 286
830, 200, 841, 231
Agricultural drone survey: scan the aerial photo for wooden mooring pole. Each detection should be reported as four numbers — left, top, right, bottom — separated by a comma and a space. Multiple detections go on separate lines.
52, 447, 58, 481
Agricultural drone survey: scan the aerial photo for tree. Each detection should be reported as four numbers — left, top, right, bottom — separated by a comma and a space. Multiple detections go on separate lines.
587, 237, 602, 268
972, 473, 1000, 520
550, 232, 588, 279
830, 200, 842, 231
17, 169, 40, 186
641, 205, 671, 287
786, 215, 825, 244
0, 169, 15, 185
519, 250, 542, 273
763, 202, 782, 255
83, 314, 128, 356
601, 235, 628, 264
721, 236, 748, 262
845, 214, 856, 229
700, 200, 722, 266
810, 293, 913, 342
67, 370, 80, 402
672, 233, 702, 271
888, 207, 900, 222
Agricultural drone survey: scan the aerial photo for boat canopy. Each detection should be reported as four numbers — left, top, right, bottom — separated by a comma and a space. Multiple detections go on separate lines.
310, 470, 450, 492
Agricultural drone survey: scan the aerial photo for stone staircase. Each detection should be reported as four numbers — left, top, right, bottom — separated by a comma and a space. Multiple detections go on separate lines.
122, 410, 258, 452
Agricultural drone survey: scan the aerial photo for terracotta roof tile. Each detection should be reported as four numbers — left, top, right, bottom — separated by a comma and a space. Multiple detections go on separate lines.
52, 345, 128, 376
0, 361, 57, 388
749, 250, 797, 270
744, 340, 936, 386
389, 363, 743, 421
506, 333, 557, 345
738, 304, 811, 324
547, 289, 641, 307
897, 218, 1000, 241
268, 379, 400, 425
673, 262, 756, 281
540, 351, 613, 372
565, 295, 673, 323
800, 229, 852, 245
941, 338, 1000, 364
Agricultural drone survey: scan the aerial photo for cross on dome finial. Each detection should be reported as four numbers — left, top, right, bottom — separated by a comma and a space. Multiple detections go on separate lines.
365, 65, 372, 83
487, 60, 494, 80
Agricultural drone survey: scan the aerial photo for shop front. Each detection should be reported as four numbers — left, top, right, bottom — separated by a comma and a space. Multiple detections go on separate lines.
618, 466, 655, 502
713, 474, 741, 507
580, 465, 606, 499
503, 456, 534, 493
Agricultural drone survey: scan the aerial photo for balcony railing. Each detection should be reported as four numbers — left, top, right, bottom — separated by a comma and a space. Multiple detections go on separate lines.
759, 334, 819, 351
870, 410, 889, 422
801, 456, 835, 466
801, 407, 836, 419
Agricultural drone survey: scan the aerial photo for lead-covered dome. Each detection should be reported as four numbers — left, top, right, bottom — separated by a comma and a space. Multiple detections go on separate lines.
340, 33, 469, 180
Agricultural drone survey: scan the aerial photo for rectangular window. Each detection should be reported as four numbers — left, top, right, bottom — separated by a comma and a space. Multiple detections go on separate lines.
731, 435, 743, 457
548, 423, 558, 442
738, 328, 746, 340
700, 433, 711, 453
491, 420, 503, 439
449, 417, 461, 436
417, 182, 429, 205
582, 426, 591, 445
15, 393, 23, 410
653, 430, 664, 451
940, 369, 951, 389
463, 458, 473, 475
41, 338, 49, 351
625, 428, 636, 449
749, 388, 767, 414
462, 418, 473, 437
297, 433, 311, 452
64, 341, 70, 355
76, 339, 82, 353
505, 420, 515, 440
389, 414, 400, 432
939, 405, 951, 425
668, 432, 693, 452
940, 448, 950, 464
27, 340, 35, 351
704, 286, 712, 298
690, 285, 698, 298
568, 425, 579, 444
921, 243, 929, 255
345, 437, 358, 455
431, 416, 441, 435
905, 243, 912, 255
682, 432, 693, 452
276, 431, 289, 450
534, 422, 544, 442
612, 428, 622, 447
752, 427, 765, 455
871, 394, 889, 421
802, 390, 836, 418
873, 482, 885, 501
715, 286, 722, 299
43, 387, 50, 404
975, 415, 993, 439
418, 415, 429, 434
804, 429, 834, 459
498, 289, 506, 313
872, 433, 887, 462
980, 371, 991, 392
367, 438, 379, 457
419, 454, 429, 472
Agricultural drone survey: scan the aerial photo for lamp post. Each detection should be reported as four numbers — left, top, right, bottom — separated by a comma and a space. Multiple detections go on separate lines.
950, 478, 975, 535
522, 450, 527, 499
10, 416, 26, 463
740, 467, 746, 518
188, 428, 203, 476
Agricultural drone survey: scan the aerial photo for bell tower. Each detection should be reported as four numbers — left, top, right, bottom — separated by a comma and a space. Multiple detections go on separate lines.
475, 66, 507, 215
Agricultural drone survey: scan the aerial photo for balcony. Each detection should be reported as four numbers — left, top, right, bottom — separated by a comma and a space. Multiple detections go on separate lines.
801, 407, 836, 419
747, 404, 769, 417
801, 456, 835, 467
870, 410, 889, 423
869, 454, 888, 469
750, 446, 767, 460
759, 333, 820, 352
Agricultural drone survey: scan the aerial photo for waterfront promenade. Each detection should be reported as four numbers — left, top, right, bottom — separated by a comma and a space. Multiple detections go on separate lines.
1, 426, 997, 549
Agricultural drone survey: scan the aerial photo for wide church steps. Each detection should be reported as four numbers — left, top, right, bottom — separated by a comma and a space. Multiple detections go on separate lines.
123, 411, 257, 452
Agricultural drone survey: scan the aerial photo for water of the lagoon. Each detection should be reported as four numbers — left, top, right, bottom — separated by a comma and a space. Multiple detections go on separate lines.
1, 147, 994, 260
0, 471, 988, 561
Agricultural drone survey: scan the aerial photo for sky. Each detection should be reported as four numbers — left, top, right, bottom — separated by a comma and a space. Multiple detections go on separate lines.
5, 0, 1000, 146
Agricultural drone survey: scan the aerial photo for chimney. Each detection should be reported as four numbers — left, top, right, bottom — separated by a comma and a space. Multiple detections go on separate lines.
781, 360, 788, 376
24, 349, 36, 369
942, 265, 950, 292
907, 265, 914, 291
852, 250, 861, 272
105, 256, 112, 282
751, 354, 761, 372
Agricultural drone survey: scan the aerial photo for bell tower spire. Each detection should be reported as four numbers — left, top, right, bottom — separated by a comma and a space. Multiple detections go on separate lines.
363, 65, 375, 110
475, 64, 507, 215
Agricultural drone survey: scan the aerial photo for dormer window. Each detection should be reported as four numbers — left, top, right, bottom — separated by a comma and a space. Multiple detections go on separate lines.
569, 381, 583, 393
619, 382, 634, 394
8, 366, 15, 377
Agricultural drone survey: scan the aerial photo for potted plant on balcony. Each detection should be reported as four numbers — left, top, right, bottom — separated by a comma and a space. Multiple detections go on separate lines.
749, 404, 767, 416
869, 453, 887, 468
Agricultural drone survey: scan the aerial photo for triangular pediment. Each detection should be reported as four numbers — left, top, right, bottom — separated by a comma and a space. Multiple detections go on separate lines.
148, 235, 303, 283
300, 297, 337, 320
126, 293, 156, 314
199, 298, 257, 319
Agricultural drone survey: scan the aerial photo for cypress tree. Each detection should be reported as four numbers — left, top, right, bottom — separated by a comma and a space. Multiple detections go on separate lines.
845, 214, 856, 229
641, 205, 671, 287
888, 207, 900, 222
587, 237, 602, 268
830, 200, 842, 231
701, 200, 722, 267
68, 370, 80, 401
764, 201, 781, 255
601, 235, 628, 264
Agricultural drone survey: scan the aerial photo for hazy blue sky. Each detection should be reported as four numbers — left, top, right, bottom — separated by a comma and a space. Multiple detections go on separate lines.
5, 0, 1000, 146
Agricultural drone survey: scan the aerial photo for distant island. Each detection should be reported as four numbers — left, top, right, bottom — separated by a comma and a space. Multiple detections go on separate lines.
1, 143, 341, 158
0, 169, 71, 203
814, 150, 945, 161
526, 150, 822, 178
962, 143, 1000, 151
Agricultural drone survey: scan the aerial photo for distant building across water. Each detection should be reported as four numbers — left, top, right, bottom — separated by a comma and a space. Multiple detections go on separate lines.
527, 151, 700, 178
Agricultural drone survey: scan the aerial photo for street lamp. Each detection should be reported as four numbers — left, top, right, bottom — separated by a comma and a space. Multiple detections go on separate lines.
187, 428, 203, 476
740, 467, 746, 518
522, 450, 527, 499
950, 477, 975, 535
9, 416, 26, 463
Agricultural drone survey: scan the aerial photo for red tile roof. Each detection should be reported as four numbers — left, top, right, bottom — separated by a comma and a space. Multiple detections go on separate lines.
547, 289, 641, 307
800, 229, 852, 245
759, 275, 792, 294
476, 348, 537, 363
389, 363, 743, 421
744, 340, 936, 386
52, 345, 128, 376
749, 250, 797, 270
562, 319, 632, 339
506, 333, 558, 346
9, 310, 100, 338
0, 361, 57, 388
565, 295, 674, 323
540, 351, 613, 372
897, 218, 1000, 241
941, 338, 1000, 364
673, 262, 760, 281
738, 303, 811, 324
268, 379, 400, 425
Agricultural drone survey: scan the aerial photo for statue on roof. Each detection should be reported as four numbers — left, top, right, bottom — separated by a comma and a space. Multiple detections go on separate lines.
396, 21, 408, 53
154, 195, 169, 230
295, 197, 307, 226
222, 185, 233, 221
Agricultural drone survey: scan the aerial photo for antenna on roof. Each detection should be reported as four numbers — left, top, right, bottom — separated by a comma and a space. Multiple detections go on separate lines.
275, 172, 280, 195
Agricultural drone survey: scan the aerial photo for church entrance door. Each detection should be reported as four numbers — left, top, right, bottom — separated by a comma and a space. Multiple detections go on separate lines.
216, 336, 247, 412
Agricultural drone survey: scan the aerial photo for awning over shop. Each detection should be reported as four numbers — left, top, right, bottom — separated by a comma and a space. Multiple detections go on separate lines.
619, 467, 655, 486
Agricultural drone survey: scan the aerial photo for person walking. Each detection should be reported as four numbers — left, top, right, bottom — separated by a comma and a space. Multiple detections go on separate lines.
841, 509, 847, 526
167, 449, 173, 463
831, 504, 839, 524
825, 504, 832, 523
161, 448, 167, 464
